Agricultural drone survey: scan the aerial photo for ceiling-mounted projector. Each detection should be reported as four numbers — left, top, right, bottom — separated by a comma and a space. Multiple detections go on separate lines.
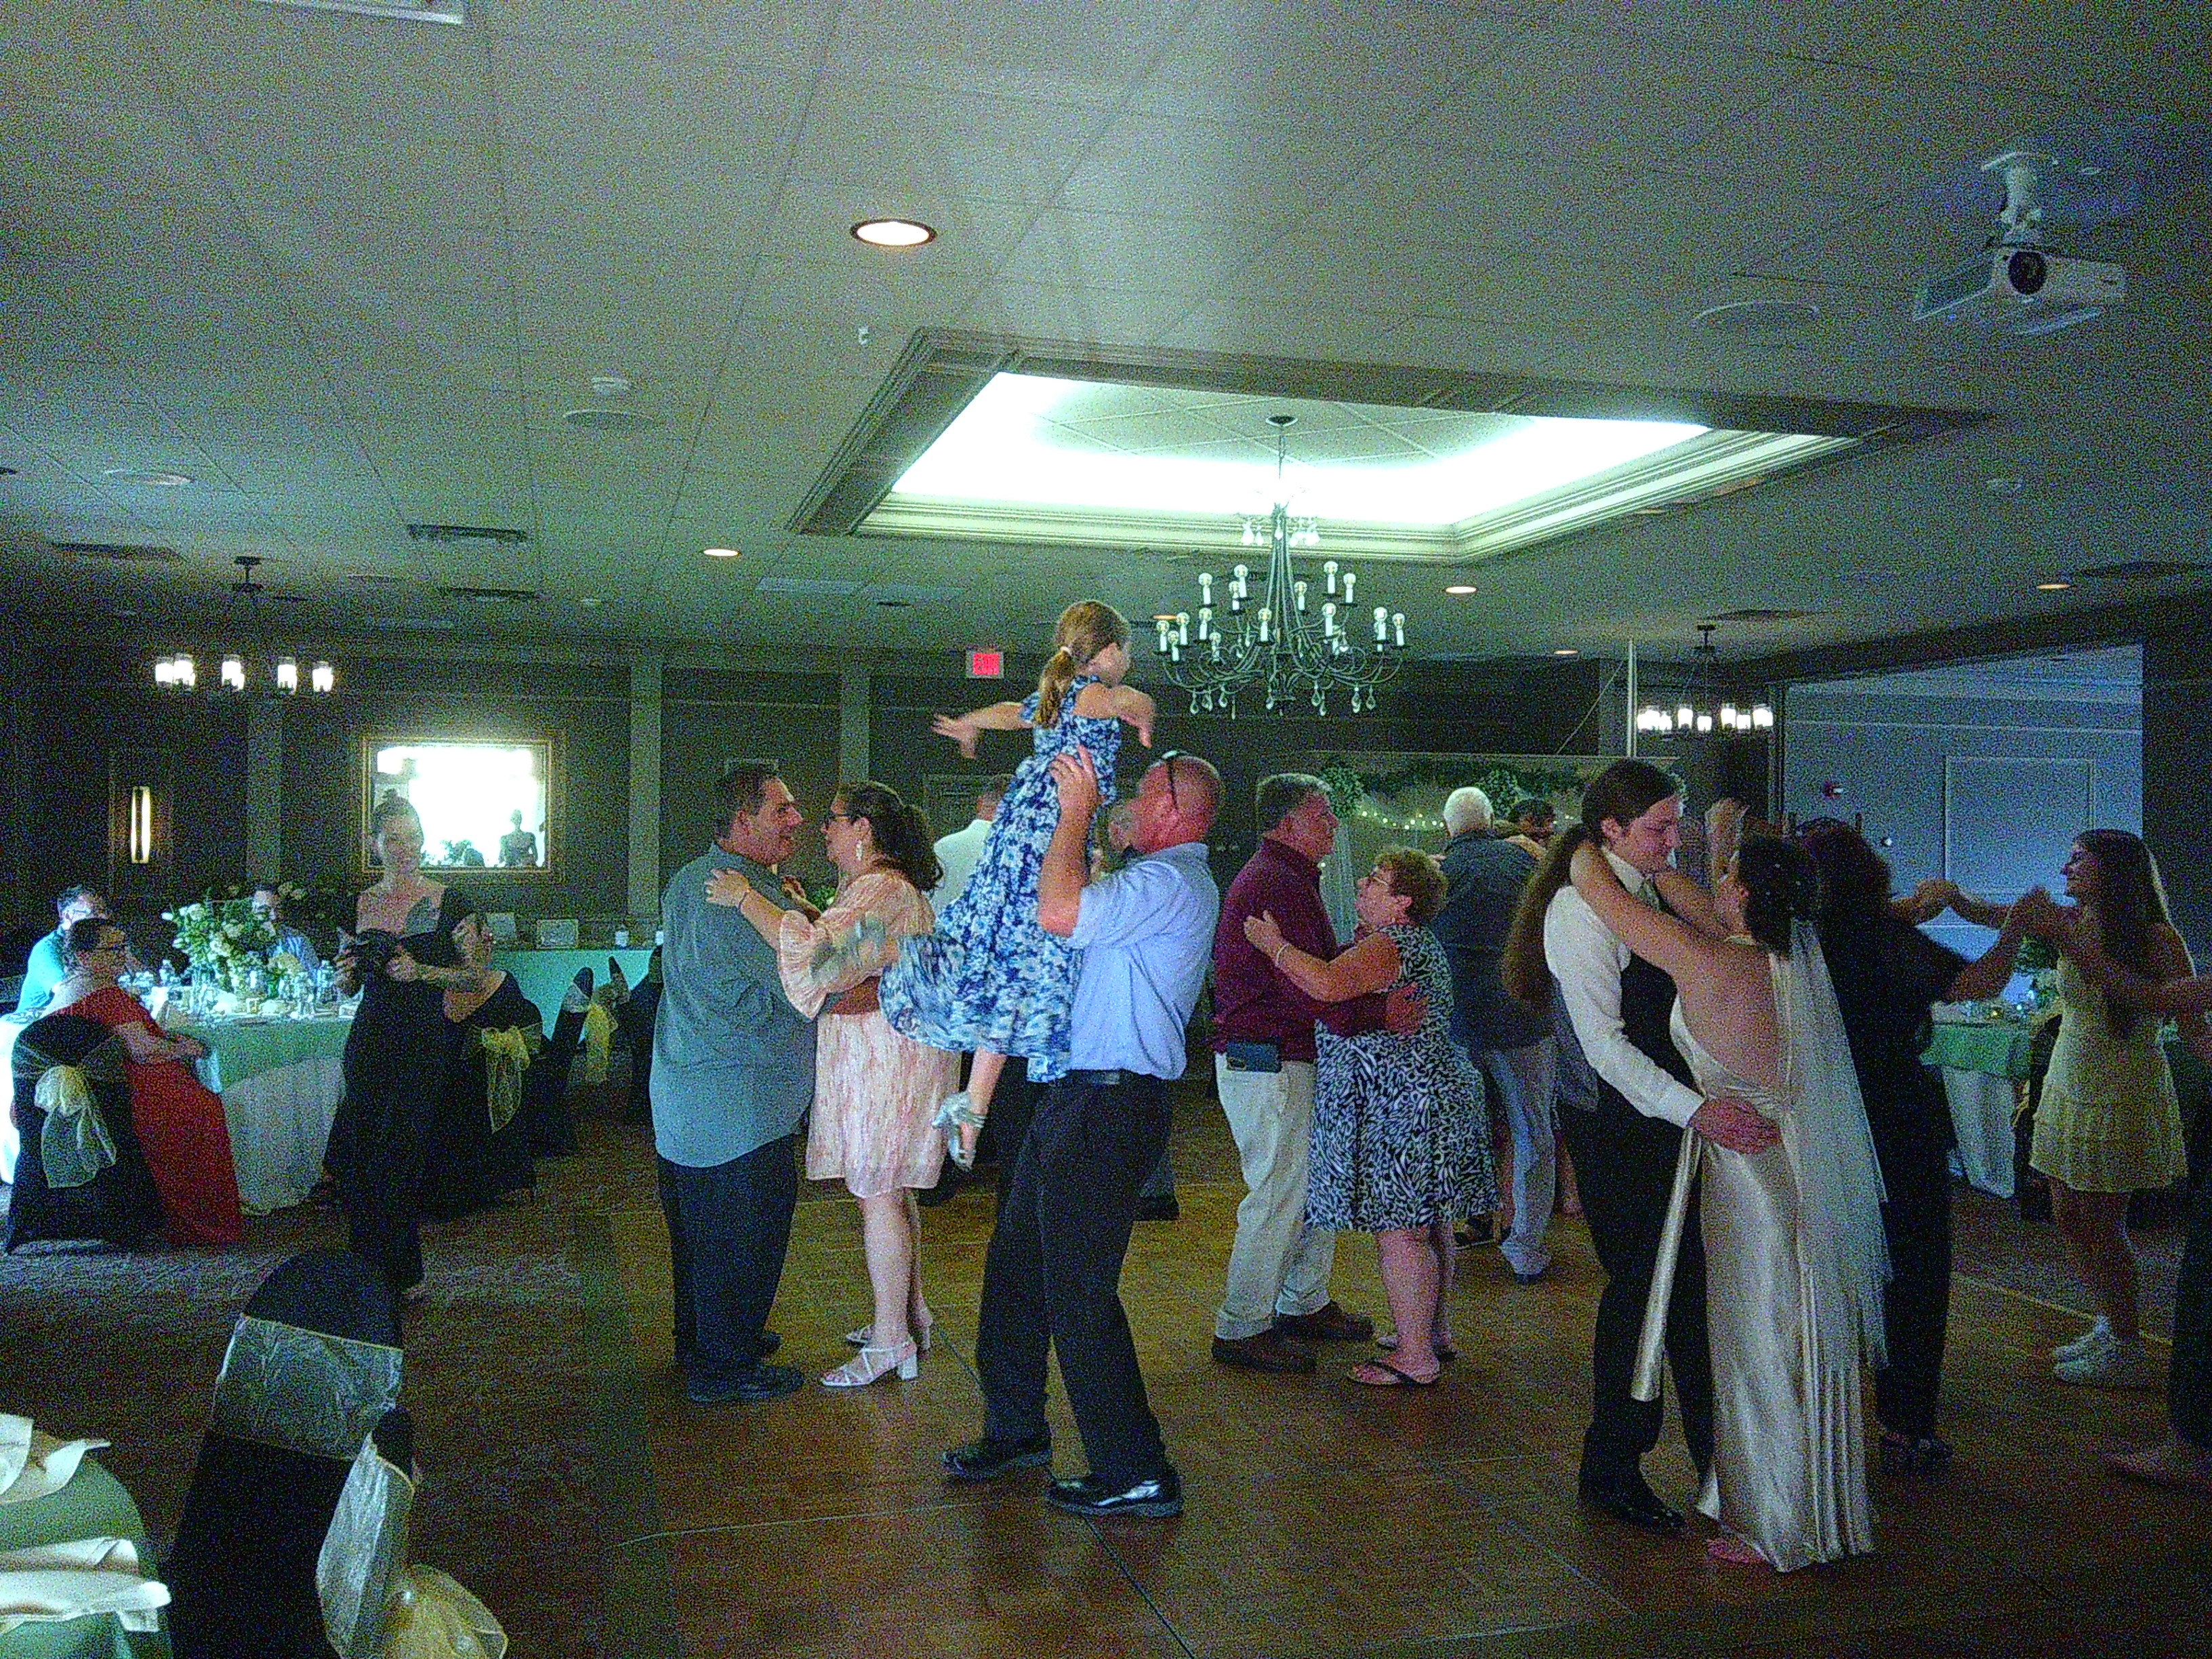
1914, 247, 2126, 334
1913, 147, 2130, 337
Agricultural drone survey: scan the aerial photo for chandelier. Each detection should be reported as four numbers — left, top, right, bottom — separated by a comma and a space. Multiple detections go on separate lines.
153, 556, 335, 695
1153, 413, 1406, 716
1634, 624, 1771, 737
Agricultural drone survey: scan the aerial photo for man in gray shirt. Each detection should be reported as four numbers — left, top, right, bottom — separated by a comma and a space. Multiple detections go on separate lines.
652, 760, 816, 1404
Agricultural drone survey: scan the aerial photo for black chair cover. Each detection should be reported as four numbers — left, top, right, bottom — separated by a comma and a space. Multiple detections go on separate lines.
4, 1011, 162, 1253
167, 1250, 403, 1659
523, 968, 590, 1155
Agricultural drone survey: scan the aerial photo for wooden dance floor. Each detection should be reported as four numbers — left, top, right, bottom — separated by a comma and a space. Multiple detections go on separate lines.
590, 1087, 2209, 1658
6, 1079, 2207, 1657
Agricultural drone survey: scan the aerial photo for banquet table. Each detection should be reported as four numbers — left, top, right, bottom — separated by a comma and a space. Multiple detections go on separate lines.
1925, 1012, 2039, 1199
0, 1454, 167, 1659
492, 949, 653, 1038
1, 1011, 350, 1214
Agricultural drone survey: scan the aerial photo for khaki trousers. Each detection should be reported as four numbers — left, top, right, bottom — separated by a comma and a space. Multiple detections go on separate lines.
1213, 1056, 1337, 1340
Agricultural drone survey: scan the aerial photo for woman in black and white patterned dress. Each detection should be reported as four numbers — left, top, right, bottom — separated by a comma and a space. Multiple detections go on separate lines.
1246, 846, 1493, 1386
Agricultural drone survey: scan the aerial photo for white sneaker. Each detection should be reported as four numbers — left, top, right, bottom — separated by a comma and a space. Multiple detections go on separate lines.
2054, 1336, 2160, 1389
2051, 1317, 2114, 1361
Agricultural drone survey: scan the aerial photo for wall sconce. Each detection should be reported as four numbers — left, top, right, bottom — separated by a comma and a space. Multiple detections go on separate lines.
276, 657, 300, 694
311, 661, 336, 694
129, 785, 156, 865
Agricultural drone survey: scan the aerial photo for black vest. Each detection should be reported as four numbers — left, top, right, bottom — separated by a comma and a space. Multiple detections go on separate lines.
1552, 943, 1698, 1113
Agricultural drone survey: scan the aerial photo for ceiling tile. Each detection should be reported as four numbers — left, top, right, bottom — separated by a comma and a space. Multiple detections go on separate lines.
788, 79, 1119, 203
1056, 115, 1362, 218
991, 207, 1291, 297
825, 0, 1190, 102
1410, 26, 1818, 165
1130, 0, 1528, 134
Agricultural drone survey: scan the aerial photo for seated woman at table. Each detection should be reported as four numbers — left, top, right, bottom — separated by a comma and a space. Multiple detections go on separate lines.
43, 916, 243, 1246
418, 907, 541, 1221
708, 779, 959, 1387
2005, 830, 2209, 1389
1791, 815, 2033, 1475
5, 1002, 164, 1252
329, 794, 481, 1298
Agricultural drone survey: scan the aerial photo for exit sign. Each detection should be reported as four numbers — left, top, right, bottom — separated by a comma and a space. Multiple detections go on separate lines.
966, 649, 1004, 679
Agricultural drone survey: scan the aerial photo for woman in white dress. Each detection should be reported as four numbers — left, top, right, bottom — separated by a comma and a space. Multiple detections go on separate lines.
1570, 831, 1887, 1571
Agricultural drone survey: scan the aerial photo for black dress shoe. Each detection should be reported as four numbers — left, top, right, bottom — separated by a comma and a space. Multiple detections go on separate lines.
686, 1364, 804, 1405
1044, 1465, 1183, 1519
1210, 1331, 1316, 1374
1132, 1193, 1179, 1222
943, 1431, 1054, 1483
1578, 1471, 1686, 1534
1272, 1301, 1375, 1343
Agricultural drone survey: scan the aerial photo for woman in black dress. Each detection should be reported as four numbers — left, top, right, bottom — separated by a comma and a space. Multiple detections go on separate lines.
1793, 817, 2031, 1473
328, 795, 483, 1296
418, 908, 541, 1221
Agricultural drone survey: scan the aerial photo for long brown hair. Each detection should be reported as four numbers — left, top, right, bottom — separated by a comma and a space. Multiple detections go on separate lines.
1500, 760, 1679, 1009
2076, 828, 2170, 1040
1033, 600, 1129, 729
838, 781, 942, 893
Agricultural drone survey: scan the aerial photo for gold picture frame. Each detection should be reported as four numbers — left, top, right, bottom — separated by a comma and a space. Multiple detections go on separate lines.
358, 734, 558, 880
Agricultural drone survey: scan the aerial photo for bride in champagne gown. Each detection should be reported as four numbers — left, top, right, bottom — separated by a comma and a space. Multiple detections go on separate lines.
1572, 827, 1888, 1571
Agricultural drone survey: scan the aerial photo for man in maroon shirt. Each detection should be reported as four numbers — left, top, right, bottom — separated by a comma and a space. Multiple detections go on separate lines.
1210, 773, 1405, 1373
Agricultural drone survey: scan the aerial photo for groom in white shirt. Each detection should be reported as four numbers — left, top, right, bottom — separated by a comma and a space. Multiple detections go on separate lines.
1532, 760, 1779, 1534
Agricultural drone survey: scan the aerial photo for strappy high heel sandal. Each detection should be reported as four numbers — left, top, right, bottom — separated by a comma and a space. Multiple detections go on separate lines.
844, 1311, 934, 1354
822, 1340, 920, 1388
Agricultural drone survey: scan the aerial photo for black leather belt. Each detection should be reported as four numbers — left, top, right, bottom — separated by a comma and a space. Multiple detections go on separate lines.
1067, 1068, 1129, 1086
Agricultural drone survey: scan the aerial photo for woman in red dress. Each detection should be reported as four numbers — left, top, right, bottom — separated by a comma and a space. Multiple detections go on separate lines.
45, 917, 243, 1246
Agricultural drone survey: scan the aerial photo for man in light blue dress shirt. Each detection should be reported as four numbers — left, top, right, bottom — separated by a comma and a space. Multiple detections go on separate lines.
943, 745, 1221, 1520
651, 760, 817, 1404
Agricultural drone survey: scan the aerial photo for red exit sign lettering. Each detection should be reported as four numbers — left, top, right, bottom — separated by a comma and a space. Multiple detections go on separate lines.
966, 649, 1004, 679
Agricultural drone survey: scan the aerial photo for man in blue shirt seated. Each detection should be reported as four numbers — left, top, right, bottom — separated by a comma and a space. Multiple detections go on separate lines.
943, 745, 1222, 1519
650, 759, 816, 1404
16, 885, 111, 1015
250, 882, 322, 975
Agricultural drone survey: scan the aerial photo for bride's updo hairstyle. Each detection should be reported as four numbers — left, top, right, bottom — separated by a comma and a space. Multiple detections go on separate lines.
1033, 600, 1130, 730
1734, 837, 1823, 954
837, 781, 943, 893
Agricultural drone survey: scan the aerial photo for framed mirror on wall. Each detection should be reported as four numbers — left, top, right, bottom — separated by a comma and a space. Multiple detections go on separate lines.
360, 737, 556, 876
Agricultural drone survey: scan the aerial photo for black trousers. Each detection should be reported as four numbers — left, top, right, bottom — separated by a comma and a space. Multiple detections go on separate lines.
1872, 1130, 1954, 1440
658, 1135, 798, 1387
2173, 1173, 2212, 1449
1559, 1094, 1715, 1483
977, 1072, 1171, 1488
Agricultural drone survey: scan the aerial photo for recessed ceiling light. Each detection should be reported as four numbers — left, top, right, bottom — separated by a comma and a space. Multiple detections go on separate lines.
1552, 647, 1580, 657
1443, 584, 1477, 595
2036, 579, 2073, 591
703, 547, 741, 558
562, 408, 664, 432
1986, 476, 2026, 496
579, 596, 604, 607
852, 218, 935, 248
101, 467, 194, 487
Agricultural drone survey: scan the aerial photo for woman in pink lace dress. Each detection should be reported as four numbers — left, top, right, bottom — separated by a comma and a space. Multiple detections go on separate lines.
710, 779, 958, 1387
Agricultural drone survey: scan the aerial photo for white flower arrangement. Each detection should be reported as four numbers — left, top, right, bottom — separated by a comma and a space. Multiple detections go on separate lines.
167, 897, 278, 993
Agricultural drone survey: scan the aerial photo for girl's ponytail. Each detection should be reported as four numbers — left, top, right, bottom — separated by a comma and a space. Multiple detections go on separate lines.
1032, 600, 1131, 729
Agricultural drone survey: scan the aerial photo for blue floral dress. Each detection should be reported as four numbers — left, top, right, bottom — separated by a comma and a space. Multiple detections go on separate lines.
879, 676, 1123, 1083
1307, 924, 1494, 1231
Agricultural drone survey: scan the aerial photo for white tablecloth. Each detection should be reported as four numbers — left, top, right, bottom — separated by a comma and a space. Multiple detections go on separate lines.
1938, 1067, 2018, 1198
1, 1012, 350, 1214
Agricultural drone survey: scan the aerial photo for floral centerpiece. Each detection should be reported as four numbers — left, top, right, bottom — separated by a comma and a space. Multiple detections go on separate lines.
163, 897, 279, 994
